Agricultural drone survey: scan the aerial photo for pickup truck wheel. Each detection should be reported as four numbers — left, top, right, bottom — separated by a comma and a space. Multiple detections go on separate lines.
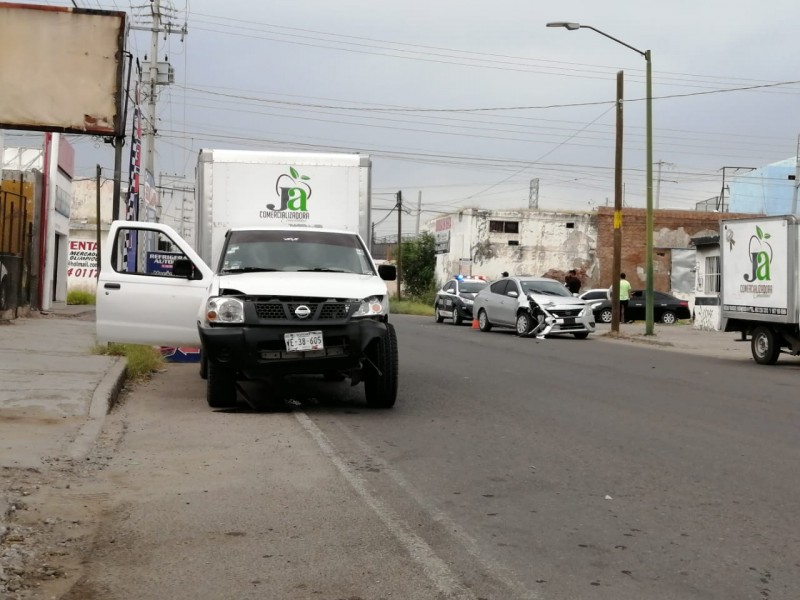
199, 352, 208, 379
751, 326, 781, 365
207, 362, 237, 408
364, 323, 398, 409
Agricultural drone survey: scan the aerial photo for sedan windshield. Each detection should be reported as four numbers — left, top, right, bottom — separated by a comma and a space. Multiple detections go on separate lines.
460, 281, 487, 293
520, 280, 573, 297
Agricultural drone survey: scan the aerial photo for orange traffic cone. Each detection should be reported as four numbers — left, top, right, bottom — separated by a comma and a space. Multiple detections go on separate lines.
471, 318, 480, 330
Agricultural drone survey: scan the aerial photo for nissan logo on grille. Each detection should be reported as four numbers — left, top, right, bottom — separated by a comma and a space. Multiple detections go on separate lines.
294, 305, 312, 319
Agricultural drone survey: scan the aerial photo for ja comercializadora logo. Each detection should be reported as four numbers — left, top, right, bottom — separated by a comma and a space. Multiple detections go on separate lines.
261, 166, 312, 220
738, 225, 773, 295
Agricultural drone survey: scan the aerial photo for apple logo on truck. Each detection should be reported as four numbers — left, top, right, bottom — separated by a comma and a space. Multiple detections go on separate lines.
744, 225, 772, 283
267, 167, 312, 213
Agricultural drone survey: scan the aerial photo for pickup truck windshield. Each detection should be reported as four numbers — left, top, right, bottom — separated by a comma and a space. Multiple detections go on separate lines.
219, 230, 375, 275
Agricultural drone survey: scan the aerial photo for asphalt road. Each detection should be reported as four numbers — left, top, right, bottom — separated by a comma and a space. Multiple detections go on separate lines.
70, 314, 800, 600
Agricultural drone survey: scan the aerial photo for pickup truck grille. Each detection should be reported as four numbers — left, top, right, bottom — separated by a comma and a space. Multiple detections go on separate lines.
253, 299, 352, 320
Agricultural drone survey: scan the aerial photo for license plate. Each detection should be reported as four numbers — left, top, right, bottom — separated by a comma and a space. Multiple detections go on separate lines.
563, 317, 576, 325
284, 331, 324, 352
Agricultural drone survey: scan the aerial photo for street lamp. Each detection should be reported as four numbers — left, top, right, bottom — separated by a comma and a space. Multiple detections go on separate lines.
547, 22, 655, 335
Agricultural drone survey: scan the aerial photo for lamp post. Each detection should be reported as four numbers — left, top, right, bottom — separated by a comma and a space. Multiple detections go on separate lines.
547, 22, 655, 335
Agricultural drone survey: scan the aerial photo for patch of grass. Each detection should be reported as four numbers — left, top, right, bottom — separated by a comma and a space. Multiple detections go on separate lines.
390, 298, 434, 316
67, 289, 96, 305
92, 343, 164, 380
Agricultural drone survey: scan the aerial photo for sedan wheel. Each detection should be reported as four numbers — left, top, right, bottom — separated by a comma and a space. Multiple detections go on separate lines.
660, 310, 677, 324
452, 308, 463, 326
599, 308, 613, 323
435, 306, 444, 323
478, 309, 492, 332
515, 312, 531, 335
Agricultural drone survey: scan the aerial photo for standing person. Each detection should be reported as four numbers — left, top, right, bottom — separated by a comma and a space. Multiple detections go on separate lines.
564, 269, 581, 295
609, 272, 633, 322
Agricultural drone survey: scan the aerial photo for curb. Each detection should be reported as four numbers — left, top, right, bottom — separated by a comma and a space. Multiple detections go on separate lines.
67, 357, 128, 461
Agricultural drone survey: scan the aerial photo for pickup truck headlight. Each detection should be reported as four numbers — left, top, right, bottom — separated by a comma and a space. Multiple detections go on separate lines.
206, 297, 244, 324
353, 295, 386, 318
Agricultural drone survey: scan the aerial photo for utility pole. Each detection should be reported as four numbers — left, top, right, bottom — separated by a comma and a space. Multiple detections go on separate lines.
396, 190, 402, 301
528, 178, 539, 209
655, 160, 674, 209
611, 71, 623, 334
415, 190, 422, 235
792, 135, 800, 214
145, 0, 160, 180
96, 165, 102, 272
718, 166, 756, 212
130, 1, 186, 199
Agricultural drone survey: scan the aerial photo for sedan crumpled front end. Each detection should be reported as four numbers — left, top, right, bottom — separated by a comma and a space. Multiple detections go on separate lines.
527, 295, 596, 337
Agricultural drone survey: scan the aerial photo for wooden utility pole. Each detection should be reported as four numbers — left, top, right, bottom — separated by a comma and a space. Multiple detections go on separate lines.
95, 165, 102, 273
396, 190, 402, 301
611, 71, 623, 334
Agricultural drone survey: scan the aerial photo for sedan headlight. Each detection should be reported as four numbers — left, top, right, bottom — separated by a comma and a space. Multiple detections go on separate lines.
353, 295, 386, 318
206, 297, 245, 324
463, 298, 474, 305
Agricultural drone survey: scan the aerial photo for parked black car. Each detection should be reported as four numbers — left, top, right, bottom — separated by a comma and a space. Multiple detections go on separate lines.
581, 289, 691, 324
434, 277, 488, 325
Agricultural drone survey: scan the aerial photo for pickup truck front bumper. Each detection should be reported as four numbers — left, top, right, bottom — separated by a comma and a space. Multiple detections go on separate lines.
199, 318, 388, 379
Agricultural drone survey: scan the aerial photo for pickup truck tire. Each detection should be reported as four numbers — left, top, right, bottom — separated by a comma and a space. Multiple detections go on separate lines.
199, 352, 208, 380
364, 323, 398, 409
207, 362, 238, 408
751, 326, 781, 365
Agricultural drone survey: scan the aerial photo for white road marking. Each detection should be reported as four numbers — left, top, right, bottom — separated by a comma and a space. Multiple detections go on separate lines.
294, 411, 477, 599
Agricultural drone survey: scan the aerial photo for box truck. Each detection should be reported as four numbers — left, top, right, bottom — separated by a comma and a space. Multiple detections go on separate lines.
96, 150, 398, 408
721, 215, 800, 364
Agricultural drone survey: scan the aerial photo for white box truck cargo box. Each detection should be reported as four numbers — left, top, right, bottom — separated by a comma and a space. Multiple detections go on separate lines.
195, 149, 371, 266
721, 215, 800, 363
721, 215, 798, 324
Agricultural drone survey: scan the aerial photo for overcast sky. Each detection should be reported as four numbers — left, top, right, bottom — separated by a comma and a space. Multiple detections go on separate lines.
6, 0, 800, 237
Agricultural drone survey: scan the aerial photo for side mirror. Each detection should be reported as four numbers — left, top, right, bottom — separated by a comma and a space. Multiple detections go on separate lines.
378, 263, 397, 281
445, 288, 455, 294
172, 258, 196, 279
507, 290, 519, 298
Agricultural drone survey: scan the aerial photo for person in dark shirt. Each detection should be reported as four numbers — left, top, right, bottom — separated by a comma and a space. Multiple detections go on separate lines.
564, 269, 581, 295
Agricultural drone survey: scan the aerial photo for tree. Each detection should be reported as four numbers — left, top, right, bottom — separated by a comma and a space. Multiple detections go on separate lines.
400, 232, 436, 300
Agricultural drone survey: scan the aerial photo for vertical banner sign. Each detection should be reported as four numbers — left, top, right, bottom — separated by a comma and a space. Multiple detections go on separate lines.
125, 83, 142, 271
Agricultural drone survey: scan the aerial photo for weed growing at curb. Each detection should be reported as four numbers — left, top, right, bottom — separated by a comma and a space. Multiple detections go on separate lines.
92, 343, 164, 380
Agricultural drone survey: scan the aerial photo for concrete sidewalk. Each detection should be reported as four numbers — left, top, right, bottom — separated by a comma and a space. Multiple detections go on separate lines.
594, 320, 754, 361
0, 306, 126, 471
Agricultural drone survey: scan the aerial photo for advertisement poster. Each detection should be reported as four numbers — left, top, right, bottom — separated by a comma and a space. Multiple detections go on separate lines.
67, 238, 98, 293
